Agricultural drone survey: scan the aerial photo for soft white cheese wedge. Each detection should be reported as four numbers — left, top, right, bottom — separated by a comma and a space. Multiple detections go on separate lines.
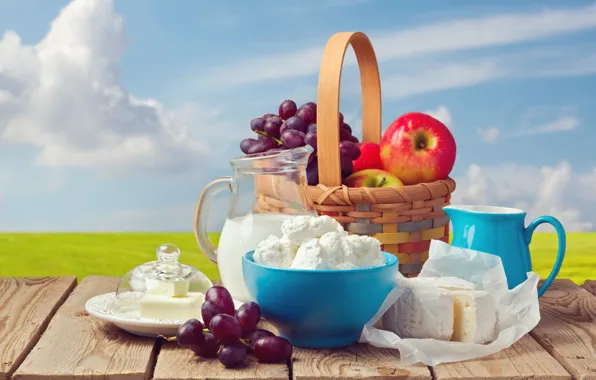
139, 292, 203, 320
382, 277, 455, 340
145, 279, 190, 297
450, 289, 497, 344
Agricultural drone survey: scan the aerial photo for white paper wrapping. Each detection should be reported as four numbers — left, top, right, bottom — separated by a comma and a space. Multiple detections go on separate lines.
358, 239, 541, 366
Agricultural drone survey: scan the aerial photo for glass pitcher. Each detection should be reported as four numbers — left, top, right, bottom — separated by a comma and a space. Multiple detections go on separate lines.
195, 146, 317, 302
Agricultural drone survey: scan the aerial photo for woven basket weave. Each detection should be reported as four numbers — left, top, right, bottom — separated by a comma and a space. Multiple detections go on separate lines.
255, 32, 456, 277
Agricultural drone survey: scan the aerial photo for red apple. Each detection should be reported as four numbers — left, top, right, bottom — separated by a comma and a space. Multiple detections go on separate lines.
352, 142, 384, 173
380, 112, 456, 185
344, 169, 404, 188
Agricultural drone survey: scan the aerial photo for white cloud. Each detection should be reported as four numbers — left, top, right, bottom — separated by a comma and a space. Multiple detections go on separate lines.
478, 116, 579, 143
452, 161, 596, 232
424, 105, 453, 128
197, 3, 596, 89
477, 127, 500, 143
0, 0, 218, 176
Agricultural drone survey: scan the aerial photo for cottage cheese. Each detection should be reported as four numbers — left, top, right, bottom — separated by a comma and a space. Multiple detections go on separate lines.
254, 215, 384, 270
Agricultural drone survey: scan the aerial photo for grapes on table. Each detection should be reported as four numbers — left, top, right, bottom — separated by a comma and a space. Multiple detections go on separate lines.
209, 314, 243, 343
190, 332, 219, 358
205, 285, 235, 316
253, 336, 293, 363
219, 342, 247, 368
173, 285, 294, 368
235, 302, 262, 332
176, 319, 204, 347
240, 99, 361, 185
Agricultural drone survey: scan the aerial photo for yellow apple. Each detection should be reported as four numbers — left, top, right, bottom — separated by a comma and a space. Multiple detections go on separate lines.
343, 169, 404, 188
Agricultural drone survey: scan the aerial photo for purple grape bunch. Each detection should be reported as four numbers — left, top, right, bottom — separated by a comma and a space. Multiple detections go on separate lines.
239, 99, 361, 185
174, 285, 293, 368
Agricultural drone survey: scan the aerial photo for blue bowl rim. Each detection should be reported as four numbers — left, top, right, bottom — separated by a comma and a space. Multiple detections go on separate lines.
243, 250, 398, 274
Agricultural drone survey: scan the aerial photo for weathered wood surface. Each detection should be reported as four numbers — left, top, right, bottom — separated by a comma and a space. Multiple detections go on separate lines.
13, 276, 158, 380
153, 321, 289, 380
4, 276, 596, 380
292, 344, 431, 380
0, 277, 77, 380
530, 280, 596, 380
433, 334, 570, 380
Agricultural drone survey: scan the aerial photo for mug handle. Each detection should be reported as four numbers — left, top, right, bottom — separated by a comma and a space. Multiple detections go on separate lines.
194, 176, 233, 263
524, 215, 566, 297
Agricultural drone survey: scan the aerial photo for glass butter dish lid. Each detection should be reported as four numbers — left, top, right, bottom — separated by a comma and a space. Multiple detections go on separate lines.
113, 243, 213, 318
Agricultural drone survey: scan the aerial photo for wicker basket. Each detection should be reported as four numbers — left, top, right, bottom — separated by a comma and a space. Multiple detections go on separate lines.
256, 32, 456, 277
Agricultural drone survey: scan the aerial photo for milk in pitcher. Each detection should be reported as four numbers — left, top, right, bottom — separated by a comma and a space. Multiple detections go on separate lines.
217, 213, 295, 302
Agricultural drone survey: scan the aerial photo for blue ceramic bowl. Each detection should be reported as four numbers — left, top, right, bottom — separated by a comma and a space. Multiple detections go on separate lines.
242, 250, 398, 348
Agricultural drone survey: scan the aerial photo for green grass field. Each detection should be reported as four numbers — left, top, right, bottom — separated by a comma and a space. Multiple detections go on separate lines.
0, 233, 594, 285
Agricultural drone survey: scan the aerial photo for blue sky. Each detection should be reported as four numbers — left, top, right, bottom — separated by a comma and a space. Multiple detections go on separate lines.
0, 0, 595, 232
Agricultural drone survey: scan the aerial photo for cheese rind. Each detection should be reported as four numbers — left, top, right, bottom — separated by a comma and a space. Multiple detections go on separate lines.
450, 289, 497, 344
383, 278, 455, 340
139, 292, 203, 320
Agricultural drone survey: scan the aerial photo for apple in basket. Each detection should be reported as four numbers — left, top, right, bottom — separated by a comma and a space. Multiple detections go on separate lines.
344, 169, 403, 188
380, 112, 456, 185
352, 142, 384, 173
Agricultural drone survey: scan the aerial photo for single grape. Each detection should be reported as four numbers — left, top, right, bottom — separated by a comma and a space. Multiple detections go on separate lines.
279, 122, 288, 136
281, 129, 306, 149
235, 302, 261, 332
175, 319, 204, 347
340, 128, 352, 142
306, 158, 319, 186
264, 117, 283, 138
339, 112, 344, 125
258, 134, 269, 140
240, 138, 257, 154
285, 116, 307, 133
305, 131, 317, 151
307, 123, 317, 134
279, 100, 298, 120
209, 314, 243, 343
219, 342, 247, 368
190, 332, 219, 358
296, 106, 316, 124
201, 301, 221, 328
301, 101, 317, 110
253, 336, 293, 363
263, 113, 277, 119
340, 141, 360, 160
250, 117, 266, 132
246, 328, 275, 348
205, 286, 235, 316
341, 154, 354, 178
341, 123, 352, 134
349, 135, 359, 143
307, 152, 316, 166
247, 138, 277, 154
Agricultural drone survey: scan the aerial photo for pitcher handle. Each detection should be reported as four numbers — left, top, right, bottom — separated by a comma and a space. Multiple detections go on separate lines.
194, 177, 233, 263
524, 216, 566, 298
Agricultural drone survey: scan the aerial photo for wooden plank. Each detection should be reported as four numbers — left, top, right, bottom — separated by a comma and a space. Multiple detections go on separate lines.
153, 321, 289, 380
581, 280, 596, 296
530, 279, 596, 380
13, 276, 158, 380
0, 277, 77, 380
432, 334, 571, 380
292, 344, 431, 380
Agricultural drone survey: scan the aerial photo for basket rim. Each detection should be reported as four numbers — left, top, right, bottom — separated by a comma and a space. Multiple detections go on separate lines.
305, 177, 456, 205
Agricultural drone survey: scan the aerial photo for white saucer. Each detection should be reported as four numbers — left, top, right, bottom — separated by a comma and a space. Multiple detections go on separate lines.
85, 292, 244, 338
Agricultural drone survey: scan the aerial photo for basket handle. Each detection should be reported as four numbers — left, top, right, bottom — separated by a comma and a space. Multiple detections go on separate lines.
316, 32, 382, 187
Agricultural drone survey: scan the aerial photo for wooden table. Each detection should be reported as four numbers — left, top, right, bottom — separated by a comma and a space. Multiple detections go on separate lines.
1, 276, 595, 380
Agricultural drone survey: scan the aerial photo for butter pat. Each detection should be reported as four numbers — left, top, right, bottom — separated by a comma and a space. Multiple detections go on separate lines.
139, 292, 203, 320
146, 279, 190, 297
450, 290, 497, 344
382, 277, 455, 340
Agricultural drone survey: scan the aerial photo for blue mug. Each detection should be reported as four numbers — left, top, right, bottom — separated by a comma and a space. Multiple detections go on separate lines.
443, 205, 566, 297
